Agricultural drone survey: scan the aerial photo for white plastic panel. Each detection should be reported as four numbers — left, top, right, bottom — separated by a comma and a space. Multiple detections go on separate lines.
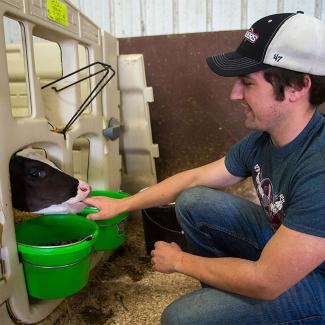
0, 0, 123, 323
4, 16, 31, 118
29, 0, 79, 35
102, 31, 122, 191
0, 210, 3, 287
79, 13, 100, 44
7, 42, 63, 119
9, 82, 29, 117
118, 54, 158, 194
0, 303, 14, 325
72, 137, 90, 182
2, 0, 23, 10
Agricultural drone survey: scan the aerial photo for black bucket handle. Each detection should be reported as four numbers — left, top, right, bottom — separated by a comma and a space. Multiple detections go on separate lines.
142, 209, 184, 235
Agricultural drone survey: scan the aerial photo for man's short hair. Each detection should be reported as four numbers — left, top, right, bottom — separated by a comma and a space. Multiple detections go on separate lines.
263, 67, 325, 106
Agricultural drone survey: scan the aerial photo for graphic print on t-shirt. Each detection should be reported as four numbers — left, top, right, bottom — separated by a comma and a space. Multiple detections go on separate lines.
254, 164, 285, 230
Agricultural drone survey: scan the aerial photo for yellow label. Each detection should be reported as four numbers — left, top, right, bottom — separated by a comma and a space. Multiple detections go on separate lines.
47, 0, 69, 27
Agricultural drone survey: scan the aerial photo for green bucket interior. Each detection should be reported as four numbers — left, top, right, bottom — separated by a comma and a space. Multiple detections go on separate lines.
15, 214, 99, 299
78, 190, 129, 250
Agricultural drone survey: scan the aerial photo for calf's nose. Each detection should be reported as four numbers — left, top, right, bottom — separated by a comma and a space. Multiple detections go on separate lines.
78, 182, 91, 196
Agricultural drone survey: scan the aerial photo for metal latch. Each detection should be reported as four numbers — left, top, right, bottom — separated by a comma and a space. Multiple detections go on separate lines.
103, 117, 121, 140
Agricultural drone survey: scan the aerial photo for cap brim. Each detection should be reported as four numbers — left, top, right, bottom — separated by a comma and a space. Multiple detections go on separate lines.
206, 51, 270, 77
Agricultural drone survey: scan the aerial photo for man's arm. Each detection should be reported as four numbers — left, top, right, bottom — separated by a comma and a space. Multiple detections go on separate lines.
84, 157, 243, 219
152, 225, 325, 300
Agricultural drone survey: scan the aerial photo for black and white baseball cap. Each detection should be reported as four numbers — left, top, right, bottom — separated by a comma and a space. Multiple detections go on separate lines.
207, 12, 325, 77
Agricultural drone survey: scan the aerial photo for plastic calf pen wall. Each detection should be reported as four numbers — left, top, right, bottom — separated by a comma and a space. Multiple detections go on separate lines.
0, 0, 157, 323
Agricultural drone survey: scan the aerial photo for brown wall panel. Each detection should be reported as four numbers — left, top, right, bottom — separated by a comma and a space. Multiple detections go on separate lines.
120, 30, 248, 181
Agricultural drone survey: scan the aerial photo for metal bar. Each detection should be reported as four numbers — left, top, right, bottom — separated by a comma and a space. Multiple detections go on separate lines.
50, 67, 108, 93
40, 61, 116, 137
41, 61, 110, 90
62, 66, 115, 135
21, 253, 92, 269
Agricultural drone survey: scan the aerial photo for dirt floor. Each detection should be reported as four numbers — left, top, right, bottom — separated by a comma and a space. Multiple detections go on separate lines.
39, 178, 257, 325
39, 213, 199, 325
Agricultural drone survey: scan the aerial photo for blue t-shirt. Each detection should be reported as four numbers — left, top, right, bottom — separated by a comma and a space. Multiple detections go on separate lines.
225, 110, 325, 273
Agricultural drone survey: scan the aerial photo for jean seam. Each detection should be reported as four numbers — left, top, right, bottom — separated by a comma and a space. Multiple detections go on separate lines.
276, 314, 325, 324
198, 221, 261, 250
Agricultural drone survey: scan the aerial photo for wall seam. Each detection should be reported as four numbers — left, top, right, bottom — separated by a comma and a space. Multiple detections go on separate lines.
277, 0, 284, 13
173, 0, 179, 34
206, 0, 213, 32
315, 0, 322, 18
241, 0, 248, 29
108, 0, 115, 37
140, 0, 146, 36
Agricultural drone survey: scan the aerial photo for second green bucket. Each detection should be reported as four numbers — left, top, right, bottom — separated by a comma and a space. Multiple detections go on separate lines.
79, 190, 129, 251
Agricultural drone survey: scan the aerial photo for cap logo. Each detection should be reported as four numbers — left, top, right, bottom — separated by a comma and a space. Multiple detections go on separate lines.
244, 28, 259, 43
273, 53, 283, 62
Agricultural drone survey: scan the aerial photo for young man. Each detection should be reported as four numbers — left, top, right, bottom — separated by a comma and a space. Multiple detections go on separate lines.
84, 12, 325, 324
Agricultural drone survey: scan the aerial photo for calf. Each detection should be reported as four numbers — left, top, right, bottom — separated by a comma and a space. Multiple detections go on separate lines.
9, 148, 90, 217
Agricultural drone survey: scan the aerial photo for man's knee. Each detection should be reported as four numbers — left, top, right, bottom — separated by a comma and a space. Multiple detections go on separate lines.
161, 288, 244, 324
160, 303, 179, 325
160, 296, 199, 325
175, 186, 207, 225
176, 187, 203, 211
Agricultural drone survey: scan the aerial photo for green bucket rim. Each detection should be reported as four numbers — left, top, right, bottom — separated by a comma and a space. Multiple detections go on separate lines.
16, 214, 99, 255
78, 190, 129, 225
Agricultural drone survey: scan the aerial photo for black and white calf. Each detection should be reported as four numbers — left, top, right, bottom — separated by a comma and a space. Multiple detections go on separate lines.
9, 148, 91, 214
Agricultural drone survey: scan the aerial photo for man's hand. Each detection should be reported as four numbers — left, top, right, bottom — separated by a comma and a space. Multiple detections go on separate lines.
151, 241, 183, 273
82, 196, 127, 220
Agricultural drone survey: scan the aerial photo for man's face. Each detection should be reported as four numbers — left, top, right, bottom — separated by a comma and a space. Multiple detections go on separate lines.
230, 71, 287, 132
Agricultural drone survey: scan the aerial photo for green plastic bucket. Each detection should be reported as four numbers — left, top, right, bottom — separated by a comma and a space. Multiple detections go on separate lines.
15, 214, 99, 299
78, 190, 129, 251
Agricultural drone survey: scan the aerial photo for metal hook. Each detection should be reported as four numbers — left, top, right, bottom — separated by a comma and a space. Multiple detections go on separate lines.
41, 62, 115, 138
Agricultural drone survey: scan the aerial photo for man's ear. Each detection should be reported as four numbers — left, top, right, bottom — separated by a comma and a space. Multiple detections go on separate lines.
287, 75, 311, 103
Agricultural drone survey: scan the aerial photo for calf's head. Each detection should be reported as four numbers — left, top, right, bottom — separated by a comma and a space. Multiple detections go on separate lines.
9, 148, 90, 214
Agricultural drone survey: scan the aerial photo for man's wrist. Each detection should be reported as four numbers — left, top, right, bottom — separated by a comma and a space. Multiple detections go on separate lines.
174, 251, 185, 272
120, 196, 131, 214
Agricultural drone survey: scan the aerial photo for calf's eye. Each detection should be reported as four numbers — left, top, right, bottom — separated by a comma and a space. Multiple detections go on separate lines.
30, 170, 46, 178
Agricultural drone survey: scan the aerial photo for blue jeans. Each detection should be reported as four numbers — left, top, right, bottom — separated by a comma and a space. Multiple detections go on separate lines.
161, 187, 325, 324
